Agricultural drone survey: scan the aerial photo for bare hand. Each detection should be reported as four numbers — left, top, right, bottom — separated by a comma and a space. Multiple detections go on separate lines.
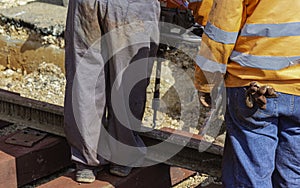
198, 92, 211, 108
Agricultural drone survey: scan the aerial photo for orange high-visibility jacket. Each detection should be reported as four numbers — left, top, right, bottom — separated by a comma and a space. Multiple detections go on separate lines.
188, 0, 213, 26
195, 0, 300, 96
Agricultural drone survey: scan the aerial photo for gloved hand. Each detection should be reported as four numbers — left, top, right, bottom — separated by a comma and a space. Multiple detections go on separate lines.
245, 81, 278, 110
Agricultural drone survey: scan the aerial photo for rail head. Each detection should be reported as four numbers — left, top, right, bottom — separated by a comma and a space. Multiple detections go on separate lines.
0, 89, 64, 115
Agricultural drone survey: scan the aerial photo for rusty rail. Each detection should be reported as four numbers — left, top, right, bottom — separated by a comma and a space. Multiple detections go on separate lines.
0, 89, 222, 176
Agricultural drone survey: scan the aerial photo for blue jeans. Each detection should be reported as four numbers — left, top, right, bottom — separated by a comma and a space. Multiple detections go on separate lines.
222, 87, 300, 188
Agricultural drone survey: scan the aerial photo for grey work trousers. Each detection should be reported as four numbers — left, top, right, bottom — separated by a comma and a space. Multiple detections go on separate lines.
64, 0, 160, 167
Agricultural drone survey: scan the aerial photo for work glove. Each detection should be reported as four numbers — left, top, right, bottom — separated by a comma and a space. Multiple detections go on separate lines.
245, 81, 278, 110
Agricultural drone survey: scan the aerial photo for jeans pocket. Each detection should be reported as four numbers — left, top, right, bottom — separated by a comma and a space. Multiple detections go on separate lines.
229, 88, 277, 129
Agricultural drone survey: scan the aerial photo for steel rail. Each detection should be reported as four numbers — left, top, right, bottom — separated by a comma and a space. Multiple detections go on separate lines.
0, 89, 222, 176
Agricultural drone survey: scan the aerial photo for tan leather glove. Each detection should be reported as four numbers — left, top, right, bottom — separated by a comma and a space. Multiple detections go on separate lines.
245, 81, 278, 110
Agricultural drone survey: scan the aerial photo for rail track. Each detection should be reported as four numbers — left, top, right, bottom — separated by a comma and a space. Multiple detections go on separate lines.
0, 88, 223, 187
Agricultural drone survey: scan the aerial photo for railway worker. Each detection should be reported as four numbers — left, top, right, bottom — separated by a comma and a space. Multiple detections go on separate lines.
187, 0, 213, 26
194, 0, 300, 187
63, 0, 160, 183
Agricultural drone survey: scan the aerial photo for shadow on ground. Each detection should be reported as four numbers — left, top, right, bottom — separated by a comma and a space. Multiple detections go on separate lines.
34, 0, 63, 6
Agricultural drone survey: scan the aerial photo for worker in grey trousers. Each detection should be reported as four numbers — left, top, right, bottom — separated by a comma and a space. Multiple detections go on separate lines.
63, 0, 160, 183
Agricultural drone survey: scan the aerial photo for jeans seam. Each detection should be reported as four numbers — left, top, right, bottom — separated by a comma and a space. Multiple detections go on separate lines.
289, 95, 295, 115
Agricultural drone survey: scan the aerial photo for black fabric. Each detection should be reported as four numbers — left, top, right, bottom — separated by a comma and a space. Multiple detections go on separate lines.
160, 7, 194, 29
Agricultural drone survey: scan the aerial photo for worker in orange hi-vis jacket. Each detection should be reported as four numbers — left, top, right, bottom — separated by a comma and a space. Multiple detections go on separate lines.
160, 0, 213, 23
159, 0, 213, 27
194, 0, 300, 187
188, 0, 213, 26
189, 0, 214, 103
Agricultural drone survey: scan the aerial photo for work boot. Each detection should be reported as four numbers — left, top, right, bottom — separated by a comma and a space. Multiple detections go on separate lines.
109, 164, 132, 177
75, 164, 97, 183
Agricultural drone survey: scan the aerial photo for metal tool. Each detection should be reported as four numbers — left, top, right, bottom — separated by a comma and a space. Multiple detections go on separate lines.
152, 48, 165, 128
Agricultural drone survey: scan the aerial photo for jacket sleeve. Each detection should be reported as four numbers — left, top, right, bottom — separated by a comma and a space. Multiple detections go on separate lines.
194, 0, 245, 92
194, 64, 214, 93
188, 0, 213, 26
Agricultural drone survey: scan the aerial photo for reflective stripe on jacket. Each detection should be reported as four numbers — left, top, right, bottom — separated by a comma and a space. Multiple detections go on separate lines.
195, 0, 300, 95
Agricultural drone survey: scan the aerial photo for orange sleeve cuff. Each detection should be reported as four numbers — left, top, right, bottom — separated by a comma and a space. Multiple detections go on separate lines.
194, 64, 213, 93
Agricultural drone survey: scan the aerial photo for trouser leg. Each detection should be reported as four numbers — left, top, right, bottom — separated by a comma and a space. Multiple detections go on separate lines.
222, 87, 278, 188
64, 0, 108, 166
129, 45, 157, 122
98, 0, 160, 166
105, 47, 155, 166
272, 94, 300, 188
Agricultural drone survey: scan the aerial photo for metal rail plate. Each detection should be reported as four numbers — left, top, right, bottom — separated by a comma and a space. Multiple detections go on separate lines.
5, 128, 47, 147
